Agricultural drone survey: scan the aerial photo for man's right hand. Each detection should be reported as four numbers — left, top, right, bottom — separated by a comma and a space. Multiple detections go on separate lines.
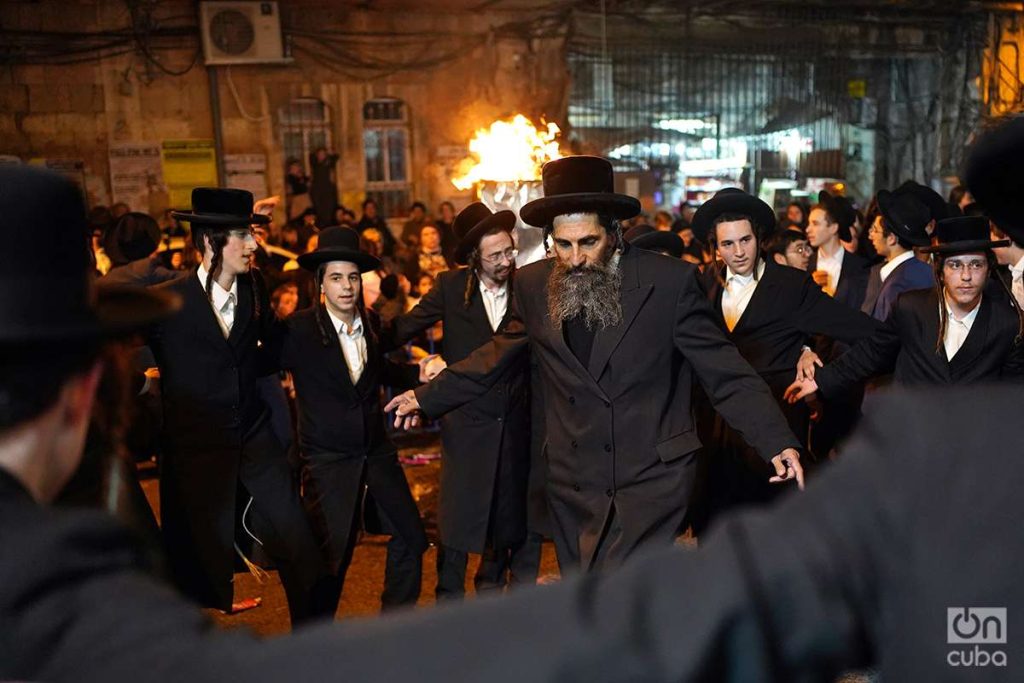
811, 270, 830, 290
384, 390, 422, 430
784, 378, 819, 404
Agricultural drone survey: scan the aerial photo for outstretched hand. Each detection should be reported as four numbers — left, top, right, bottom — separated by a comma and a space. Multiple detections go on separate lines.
384, 390, 422, 430
784, 377, 818, 404
769, 448, 805, 490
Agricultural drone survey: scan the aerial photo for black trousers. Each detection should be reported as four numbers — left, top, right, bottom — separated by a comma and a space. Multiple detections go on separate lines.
435, 532, 544, 600
236, 421, 336, 627
302, 451, 427, 611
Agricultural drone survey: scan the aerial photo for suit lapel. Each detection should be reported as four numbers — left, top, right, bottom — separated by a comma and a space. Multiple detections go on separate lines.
729, 262, 775, 334
188, 273, 236, 353
320, 307, 359, 393
587, 249, 654, 381
226, 275, 252, 348
919, 290, 953, 381
947, 296, 993, 379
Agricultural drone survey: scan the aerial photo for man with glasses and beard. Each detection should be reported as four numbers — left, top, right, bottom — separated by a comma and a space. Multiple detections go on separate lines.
387, 203, 536, 598
386, 156, 804, 571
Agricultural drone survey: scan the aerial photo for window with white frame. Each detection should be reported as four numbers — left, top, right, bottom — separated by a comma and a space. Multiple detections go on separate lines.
363, 98, 410, 218
279, 97, 332, 174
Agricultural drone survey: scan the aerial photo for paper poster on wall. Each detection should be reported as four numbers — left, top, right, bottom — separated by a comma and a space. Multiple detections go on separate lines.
109, 142, 164, 212
224, 153, 267, 199
161, 139, 218, 208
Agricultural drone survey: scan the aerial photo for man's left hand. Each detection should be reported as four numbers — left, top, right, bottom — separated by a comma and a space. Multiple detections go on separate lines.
769, 448, 805, 490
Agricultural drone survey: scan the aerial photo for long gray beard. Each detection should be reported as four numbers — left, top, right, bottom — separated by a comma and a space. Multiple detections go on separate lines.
547, 252, 623, 330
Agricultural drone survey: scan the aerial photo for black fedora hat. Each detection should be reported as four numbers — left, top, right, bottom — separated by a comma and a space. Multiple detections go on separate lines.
691, 188, 776, 244
519, 156, 641, 227
104, 212, 163, 266
452, 202, 517, 266
894, 180, 949, 224
876, 189, 932, 247
297, 226, 380, 273
964, 116, 1024, 247
817, 190, 857, 242
171, 187, 270, 228
920, 215, 1008, 255
0, 166, 179, 344
624, 224, 684, 259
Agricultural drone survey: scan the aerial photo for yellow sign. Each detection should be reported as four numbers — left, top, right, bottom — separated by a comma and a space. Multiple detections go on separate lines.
848, 80, 867, 99
161, 139, 218, 208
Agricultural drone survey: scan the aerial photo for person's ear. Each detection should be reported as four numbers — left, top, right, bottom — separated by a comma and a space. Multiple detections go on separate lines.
62, 361, 103, 427
773, 253, 787, 266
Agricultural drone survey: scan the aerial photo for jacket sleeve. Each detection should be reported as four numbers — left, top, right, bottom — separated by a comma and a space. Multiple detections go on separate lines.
815, 298, 904, 397
415, 284, 529, 419
673, 268, 799, 461
794, 273, 883, 344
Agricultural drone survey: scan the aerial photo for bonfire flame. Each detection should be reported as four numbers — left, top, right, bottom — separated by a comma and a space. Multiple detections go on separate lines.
452, 114, 562, 190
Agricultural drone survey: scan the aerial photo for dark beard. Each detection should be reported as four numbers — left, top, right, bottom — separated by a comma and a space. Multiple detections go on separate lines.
547, 247, 623, 330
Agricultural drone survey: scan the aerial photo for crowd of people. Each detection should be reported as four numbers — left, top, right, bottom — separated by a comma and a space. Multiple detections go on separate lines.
4, 116, 1024, 681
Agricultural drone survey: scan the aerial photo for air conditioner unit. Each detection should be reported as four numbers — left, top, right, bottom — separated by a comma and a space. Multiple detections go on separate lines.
199, 1, 289, 66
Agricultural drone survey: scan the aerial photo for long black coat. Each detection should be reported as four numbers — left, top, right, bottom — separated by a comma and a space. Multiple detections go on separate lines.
416, 246, 798, 569
148, 270, 291, 608
388, 267, 531, 554
816, 286, 1024, 396
280, 306, 426, 567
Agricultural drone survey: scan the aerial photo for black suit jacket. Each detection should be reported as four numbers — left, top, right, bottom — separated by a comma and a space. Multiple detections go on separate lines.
388, 267, 531, 553
817, 286, 1024, 397
416, 246, 798, 567
807, 248, 871, 311
6, 387, 1024, 682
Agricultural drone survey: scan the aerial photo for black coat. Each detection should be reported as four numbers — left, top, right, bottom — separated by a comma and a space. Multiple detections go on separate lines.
416, 246, 799, 569
816, 286, 1024, 397
388, 267, 531, 553
8, 387, 1024, 682
148, 269, 287, 608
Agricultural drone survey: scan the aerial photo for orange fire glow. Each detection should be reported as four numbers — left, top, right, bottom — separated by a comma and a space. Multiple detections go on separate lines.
452, 115, 562, 190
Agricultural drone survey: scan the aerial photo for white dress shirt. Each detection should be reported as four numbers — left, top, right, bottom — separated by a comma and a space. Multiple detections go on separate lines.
478, 278, 509, 332
196, 264, 238, 337
326, 308, 367, 385
880, 250, 916, 283
943, 296, 981, 361
721, 261, 765, 332
816, 243, 845, 296
1010, 255, 1024, 309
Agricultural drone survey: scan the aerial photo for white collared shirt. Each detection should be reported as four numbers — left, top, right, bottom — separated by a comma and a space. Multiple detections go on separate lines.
1010, 255, 1024, 309
816, 243, 845, 296
880, 250, 916, 283
326, 308, 367, 385
943, 295, 982, 360
478, 278, 509, 332
721, 261, 765, 332
196, 264, 238, 337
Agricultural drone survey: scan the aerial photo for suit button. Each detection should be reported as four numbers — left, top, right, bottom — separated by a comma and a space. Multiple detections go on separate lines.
605, 489, 613, 497
497, 417, 503, 423
604, 444, 611, 452
571, 440, 578, 448
573, 484, 580, 492
603, 399, 611, 408
568, 396, 576, 405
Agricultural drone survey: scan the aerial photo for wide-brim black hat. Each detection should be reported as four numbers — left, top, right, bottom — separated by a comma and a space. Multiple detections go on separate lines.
297, 226, 380, 272
0, 166, 179, 344
171, 187, 271, 227
690, 188, 776, 244
624, 224, 684, 259
919, 215, 1008, 254
894, 180, 949, 224
452, 202, 517, 265
964, 116, 1024, 247
876, 189, 932, 247
103, 211, 163, 266
817, 190, 857, 242
519, 156, 641, 227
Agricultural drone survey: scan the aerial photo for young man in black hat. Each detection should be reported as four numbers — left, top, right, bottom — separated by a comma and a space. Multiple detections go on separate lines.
387, 203, 536, 599
786, 215, 1024, 405
280, 226, 428, 612
386, 156, 804, 571
147, 188, 335, 626
859, 190, 935, 322
690, 189, 879, 524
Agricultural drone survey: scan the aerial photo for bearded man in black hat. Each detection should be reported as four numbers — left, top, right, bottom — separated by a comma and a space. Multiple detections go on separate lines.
147, 188, 335, 626
387, 203, 536, 599
280, 226, 428, 612
690, 189, 880, 526
386, 156, 804, 570
786, 214, 1024, 405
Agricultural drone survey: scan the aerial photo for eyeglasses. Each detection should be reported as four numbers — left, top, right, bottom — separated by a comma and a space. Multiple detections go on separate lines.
943, 259, 987, 272
481, 248, 518, 264
788, 244, 811, 255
